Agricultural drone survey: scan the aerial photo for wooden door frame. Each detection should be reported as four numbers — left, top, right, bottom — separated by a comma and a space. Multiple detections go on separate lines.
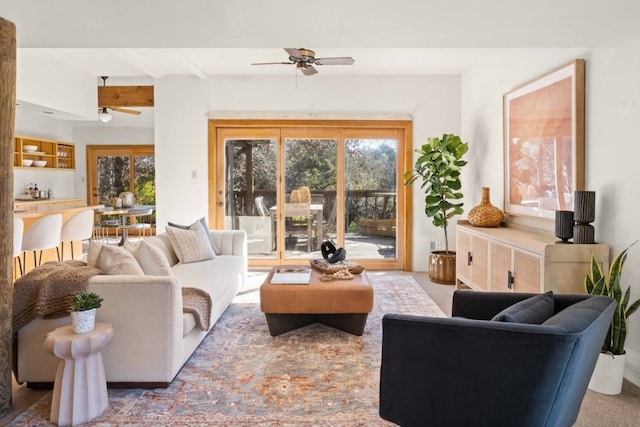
208, 119, 413, 270
86, 144, 154, 206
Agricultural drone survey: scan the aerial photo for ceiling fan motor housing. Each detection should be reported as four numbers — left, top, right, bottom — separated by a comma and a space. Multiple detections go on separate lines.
291, 48, 315, 63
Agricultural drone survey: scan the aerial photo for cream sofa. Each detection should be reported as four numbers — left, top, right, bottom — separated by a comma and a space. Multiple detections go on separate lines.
16, 229, 247, 388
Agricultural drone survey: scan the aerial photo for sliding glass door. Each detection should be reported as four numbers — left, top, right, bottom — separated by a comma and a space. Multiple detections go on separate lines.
210, 120, 410, 270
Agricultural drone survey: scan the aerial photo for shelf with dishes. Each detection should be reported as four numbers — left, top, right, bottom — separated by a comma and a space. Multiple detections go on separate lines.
14, 136, 75, 170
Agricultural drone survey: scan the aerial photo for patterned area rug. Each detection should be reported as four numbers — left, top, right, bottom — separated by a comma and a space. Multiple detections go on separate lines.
10, 273, 445, 426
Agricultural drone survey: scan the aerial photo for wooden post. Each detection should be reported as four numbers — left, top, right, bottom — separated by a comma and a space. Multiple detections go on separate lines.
0, 17, 17, 417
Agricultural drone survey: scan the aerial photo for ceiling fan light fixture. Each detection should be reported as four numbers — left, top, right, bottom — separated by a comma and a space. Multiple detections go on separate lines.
98, 107, 112, 123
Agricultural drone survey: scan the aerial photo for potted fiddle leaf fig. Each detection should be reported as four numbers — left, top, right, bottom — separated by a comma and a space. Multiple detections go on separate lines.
585, 241, 640, 395
404, 134, 468, 284
69, 291, 103, 334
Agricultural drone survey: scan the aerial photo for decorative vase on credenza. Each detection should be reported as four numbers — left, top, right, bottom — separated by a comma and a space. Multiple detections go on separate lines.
468, 187, 504, 228
574, 190, 596, 244
555, 210, 574, 244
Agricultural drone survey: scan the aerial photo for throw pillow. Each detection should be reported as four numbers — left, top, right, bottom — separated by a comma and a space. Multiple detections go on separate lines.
94, 245, 145, 275
166, 219, 216, 264
86, 240, 104, 267
167, 217, 219, 254
134, 240, 173, 276
491, 291, 554, 324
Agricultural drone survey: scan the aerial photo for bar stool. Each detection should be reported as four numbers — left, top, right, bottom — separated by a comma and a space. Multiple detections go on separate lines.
21, 213, 63, 270
14, 218, 24, 276
58, 209, 95, 261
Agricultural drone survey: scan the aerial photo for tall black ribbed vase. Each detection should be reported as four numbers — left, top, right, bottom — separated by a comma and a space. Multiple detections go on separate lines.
573, 191, 596, 244
555, 210, 574, 243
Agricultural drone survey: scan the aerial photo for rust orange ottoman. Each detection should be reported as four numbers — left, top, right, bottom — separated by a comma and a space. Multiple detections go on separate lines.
260, 267, 374, 336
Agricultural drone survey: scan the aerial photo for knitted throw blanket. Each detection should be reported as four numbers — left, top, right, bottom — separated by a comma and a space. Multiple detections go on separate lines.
12, 260, 104, 381
182, 287, 212, 331
13, 260, 104, 333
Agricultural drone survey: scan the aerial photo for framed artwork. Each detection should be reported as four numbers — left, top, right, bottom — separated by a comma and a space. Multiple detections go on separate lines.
503, 59, 585, 219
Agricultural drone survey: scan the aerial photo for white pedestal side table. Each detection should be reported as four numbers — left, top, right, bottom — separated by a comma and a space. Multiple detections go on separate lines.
44, 322, 114, 426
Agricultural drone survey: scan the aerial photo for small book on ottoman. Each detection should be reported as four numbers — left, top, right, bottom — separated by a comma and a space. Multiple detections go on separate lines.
271, 267, 311, 284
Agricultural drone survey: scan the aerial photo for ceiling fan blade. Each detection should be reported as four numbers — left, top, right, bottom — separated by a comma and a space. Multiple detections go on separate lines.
251, 61, 294, 66
284, 48, 303, 60
111, 107, 142, 115
300, 65, 318, 76
315, 57, 355, 66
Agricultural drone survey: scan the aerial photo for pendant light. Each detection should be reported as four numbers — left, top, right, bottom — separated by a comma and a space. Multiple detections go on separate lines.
98, 107, 112, 123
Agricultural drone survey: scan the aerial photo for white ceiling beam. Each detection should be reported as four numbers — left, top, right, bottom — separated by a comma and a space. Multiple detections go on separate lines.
110, 49, 164, 79
177, 49, 208, 80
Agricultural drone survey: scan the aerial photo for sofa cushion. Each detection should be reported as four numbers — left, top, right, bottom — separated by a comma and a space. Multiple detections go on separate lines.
168, 217, 219, 254
95, 245, 145, 275
492, 291, 554, 324
166, 220, 216, 264
133, 240, 173, 276
146, 234, 180, 266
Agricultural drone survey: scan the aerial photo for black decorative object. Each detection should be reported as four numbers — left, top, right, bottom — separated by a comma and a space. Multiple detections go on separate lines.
321, 241, 346, 263
555, 210, 574, 244
573, 191, 596, 244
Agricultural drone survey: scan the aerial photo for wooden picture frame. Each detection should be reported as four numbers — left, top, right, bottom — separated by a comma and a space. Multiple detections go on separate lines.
503, 59, 585, 219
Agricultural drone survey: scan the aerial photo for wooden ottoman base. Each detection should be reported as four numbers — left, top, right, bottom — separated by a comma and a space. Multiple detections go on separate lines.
265, 313, 369, 336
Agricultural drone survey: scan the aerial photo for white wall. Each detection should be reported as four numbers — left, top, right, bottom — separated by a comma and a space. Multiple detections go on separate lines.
153, 74, 461, 271
461, 47, 640, 386
17, 50, 97, 120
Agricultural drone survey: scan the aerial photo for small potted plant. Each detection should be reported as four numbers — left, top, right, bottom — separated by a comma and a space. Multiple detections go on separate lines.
585, 241, 640, 395
404, 133, 469, 284
69, 291, 104, 334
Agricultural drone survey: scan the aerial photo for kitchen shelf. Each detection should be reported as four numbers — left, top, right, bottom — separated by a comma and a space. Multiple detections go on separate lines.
14, 136, 76, 170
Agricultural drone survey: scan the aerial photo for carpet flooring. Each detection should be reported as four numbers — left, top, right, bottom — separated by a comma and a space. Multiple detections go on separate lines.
8, 272, 445, 426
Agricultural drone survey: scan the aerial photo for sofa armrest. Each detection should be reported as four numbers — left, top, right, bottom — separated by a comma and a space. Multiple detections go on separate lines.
379, 313, 576, 427
209, 229, 247, 257
87, 274, 184, 384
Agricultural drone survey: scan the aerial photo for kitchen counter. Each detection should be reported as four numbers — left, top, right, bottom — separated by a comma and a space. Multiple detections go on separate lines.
14, 200, 102, 220
14, 197, 84, 210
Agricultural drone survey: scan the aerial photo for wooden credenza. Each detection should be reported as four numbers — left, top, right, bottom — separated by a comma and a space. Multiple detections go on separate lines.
455, 220, 609, 294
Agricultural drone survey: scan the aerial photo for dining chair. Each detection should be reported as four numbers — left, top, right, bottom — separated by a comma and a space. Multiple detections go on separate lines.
284, 203, 313, 252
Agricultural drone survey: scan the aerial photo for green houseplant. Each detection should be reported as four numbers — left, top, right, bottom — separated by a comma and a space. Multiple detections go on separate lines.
404, 134, 469, 283
70, 292, 104, 312
585, 241, 640, 394
69, 292, 103, 334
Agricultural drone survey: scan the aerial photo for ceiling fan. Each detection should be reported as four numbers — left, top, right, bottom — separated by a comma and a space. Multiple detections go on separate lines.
251, 48, 355, 76
98, 76, 142, 122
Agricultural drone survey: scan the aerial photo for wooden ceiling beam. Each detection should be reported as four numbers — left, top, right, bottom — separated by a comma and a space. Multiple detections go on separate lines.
98, 86, 154, 107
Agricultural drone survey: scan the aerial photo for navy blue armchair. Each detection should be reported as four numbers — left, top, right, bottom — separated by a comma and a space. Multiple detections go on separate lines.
379, 291, 615, 427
